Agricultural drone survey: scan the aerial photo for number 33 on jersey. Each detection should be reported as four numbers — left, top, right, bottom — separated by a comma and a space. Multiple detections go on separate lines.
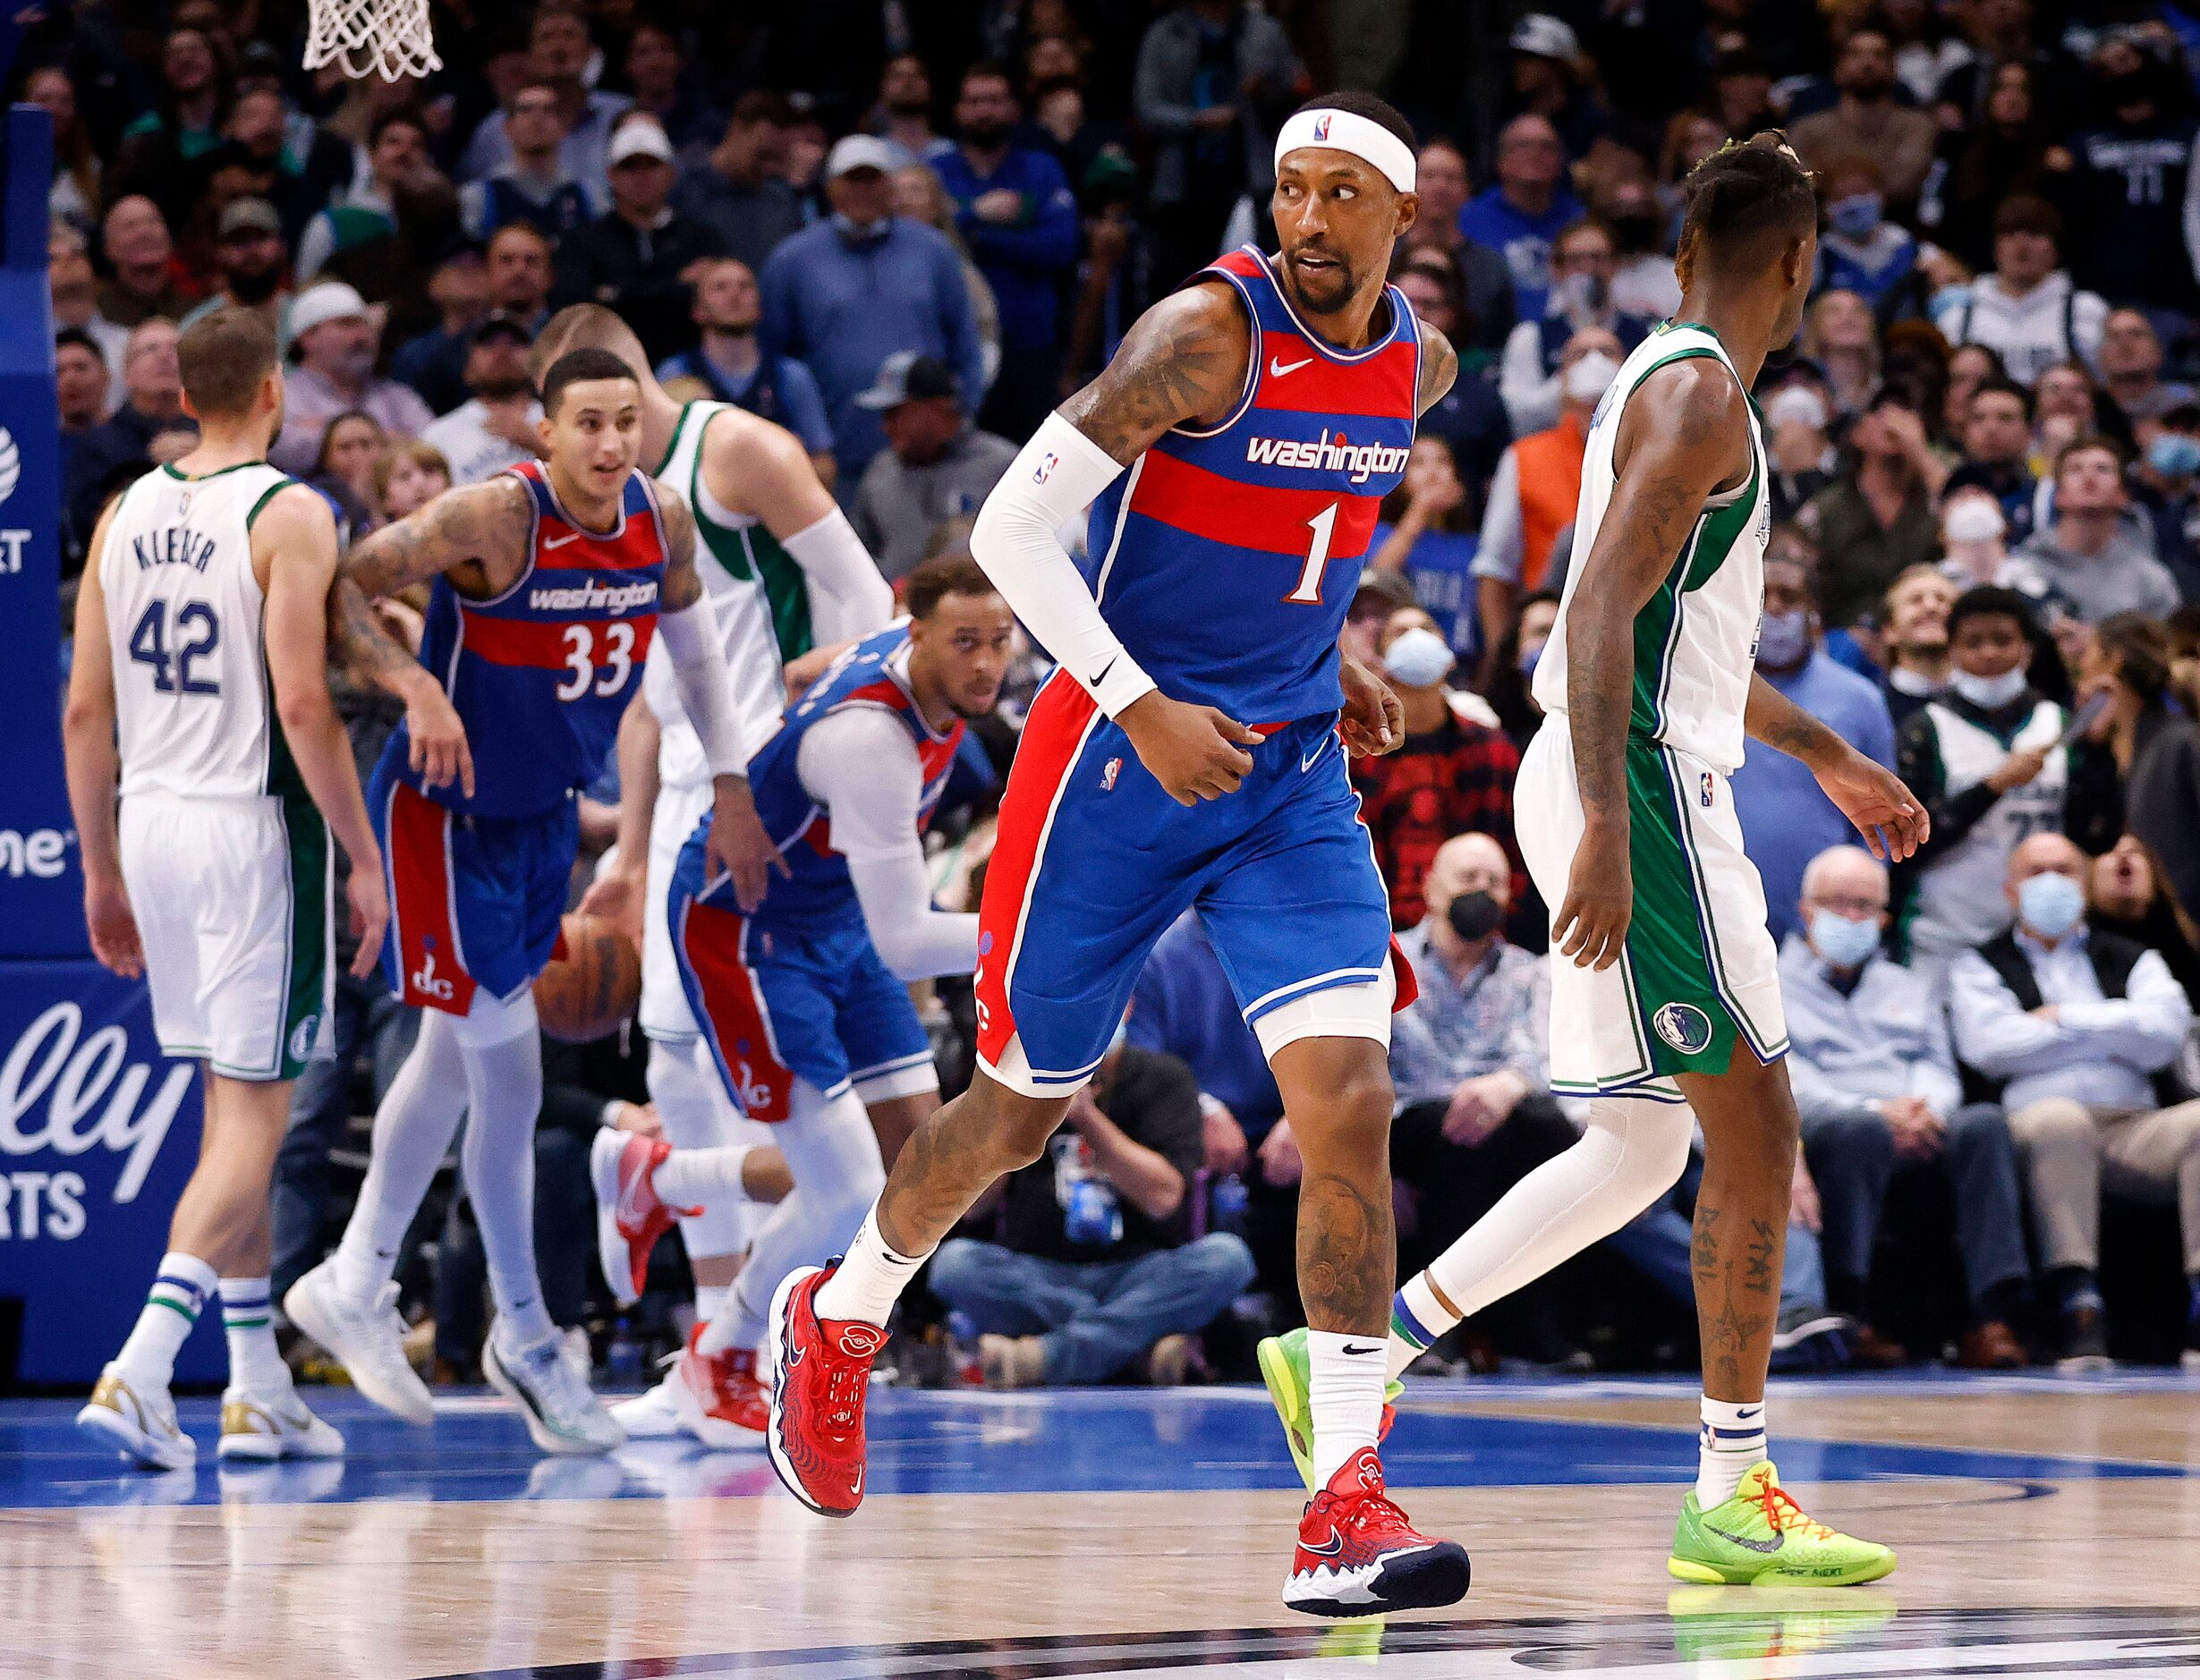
399, 459, 668, 817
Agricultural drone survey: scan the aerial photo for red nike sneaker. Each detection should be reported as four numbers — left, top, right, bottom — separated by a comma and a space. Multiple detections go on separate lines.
672, 1325, 768, 1447
764, 1263, 888, 1517
590, 1130, 699, 1306
1284, 1446, 1472, 1616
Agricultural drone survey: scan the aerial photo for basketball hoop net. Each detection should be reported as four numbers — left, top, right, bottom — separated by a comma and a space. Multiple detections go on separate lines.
303, 0, 440, 82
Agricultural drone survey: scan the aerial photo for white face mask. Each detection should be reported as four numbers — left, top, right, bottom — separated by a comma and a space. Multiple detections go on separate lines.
1383, 626, 1455, 688
2017, 871, 2086, 940
1564, 351, 1620, 405
1949, 666, 2030, 708
1755, 608, 1813, 668
1766, 386, 1828, 432
1808, 907, 1882, 969
1943, 496, 2007, 546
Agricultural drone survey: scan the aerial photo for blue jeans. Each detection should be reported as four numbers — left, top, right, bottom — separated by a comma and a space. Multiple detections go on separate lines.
930, 1233, 1257, 1385
1605, 1155, 1825, 1321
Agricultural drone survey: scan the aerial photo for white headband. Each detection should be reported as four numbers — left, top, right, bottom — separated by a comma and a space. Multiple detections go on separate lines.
1274, 108, 1416, 194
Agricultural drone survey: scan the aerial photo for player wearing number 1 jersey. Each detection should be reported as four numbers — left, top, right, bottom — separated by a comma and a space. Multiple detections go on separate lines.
285, 348, 780, 1456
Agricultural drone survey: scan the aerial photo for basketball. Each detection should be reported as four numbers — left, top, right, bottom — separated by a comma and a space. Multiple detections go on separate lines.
533, 912, 641, 1042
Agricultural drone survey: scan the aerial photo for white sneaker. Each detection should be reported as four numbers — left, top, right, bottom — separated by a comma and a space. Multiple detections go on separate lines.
217, 1386, 346, 1461
284, 1261, 436, 1426
610, 1357, 687, 1438
558, 1324, 594, 1388
484, 1321, 624, 1455
76, 1364, 196, 1471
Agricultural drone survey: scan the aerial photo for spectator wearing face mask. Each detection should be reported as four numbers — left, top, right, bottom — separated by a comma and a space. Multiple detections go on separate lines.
1893, 587, 2081, 984
1369, 437, 1482, 663
1949, 832, 2200, 1370
1595, 174, 1680, 321
1937, 484, 2058, 610
1730, 555, 1898, 942
2017, 437, 2181, 624
1878, 564, 1959, 728
1352, 611, 1523, 931
1763, 379, 1838, 526
1498, 218, 1652, 437
1945, 376, 2042, 546
1934, 195, 2108, 388
2128, 406, 2200, 598
1474, 328, 1617, 665
1814, 157, 1918, 314
1784, 847, 2034, 1370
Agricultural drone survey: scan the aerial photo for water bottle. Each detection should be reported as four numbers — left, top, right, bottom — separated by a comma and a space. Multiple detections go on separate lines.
1210, 1173, 1249, 1236
1064, 1177, 1124, 1246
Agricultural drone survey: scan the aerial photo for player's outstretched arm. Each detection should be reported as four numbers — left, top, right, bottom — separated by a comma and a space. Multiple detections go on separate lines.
705, 414, 895, 644
1745, 675, 1929, 861
1553, 360, 1750, 972
259, 485, 388, 978
973, 284, 1264, 805
653, 481, 786, 912
61, 501, 142, 979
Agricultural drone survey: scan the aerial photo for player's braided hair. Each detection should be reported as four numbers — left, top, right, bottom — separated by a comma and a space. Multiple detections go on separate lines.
1678, 132, 1817, 267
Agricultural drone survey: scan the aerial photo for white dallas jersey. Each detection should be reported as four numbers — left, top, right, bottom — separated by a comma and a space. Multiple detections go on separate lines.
1532, 323, 1771, 775
641, 401, 789, 787
102, 462, 296, 801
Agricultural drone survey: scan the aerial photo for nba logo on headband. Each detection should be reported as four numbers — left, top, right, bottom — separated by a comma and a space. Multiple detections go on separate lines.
1312, 113, 1331, 141
1274, 106, 1416, 193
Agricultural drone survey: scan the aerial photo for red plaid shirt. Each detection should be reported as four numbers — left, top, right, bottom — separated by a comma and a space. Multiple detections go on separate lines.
1352, 713, 1524, 928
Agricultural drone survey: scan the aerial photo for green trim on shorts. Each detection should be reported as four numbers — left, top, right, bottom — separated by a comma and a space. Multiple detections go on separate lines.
1621, 737, 1743, 1079
271, 792, 331, 1082
1652, 747, 1788, 1065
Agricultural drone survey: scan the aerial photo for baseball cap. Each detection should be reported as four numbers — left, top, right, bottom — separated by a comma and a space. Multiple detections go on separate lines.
1509, 13, 1579, 60
608, 120, 675, 166
826, 133, 900, 179
218, 197, 284, 241
854, 351, 957, 410
288, 280, 371, 340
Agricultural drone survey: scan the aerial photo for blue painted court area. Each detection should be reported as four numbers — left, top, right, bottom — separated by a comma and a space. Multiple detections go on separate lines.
3, 1373, 2190, 1509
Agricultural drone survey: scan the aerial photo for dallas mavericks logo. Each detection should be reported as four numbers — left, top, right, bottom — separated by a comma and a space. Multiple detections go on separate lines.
1312, 113, 1332, 141
1652, 1002, 1713, 1054
289, 1014, 321, 1064
0, 427, 17, 506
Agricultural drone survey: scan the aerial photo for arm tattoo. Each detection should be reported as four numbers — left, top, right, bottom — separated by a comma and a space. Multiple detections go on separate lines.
1058, 285, 1249, 463
1746, 672, 1843, 766
331, 478, 524, 694
1416, 321, 1458, 417
330, 575, 427, 693
1296, 1169, 1395, 1331
655, 483, 703, 611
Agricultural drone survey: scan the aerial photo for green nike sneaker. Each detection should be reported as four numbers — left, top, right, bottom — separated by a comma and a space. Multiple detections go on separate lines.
1668, 1462, 1897, 1586
1256, 1327, 1405, 1493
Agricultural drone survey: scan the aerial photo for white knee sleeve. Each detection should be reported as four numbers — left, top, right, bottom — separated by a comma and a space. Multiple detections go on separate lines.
648, 1039, 762, 1261
1252, 971, 1395, 1063
449, 987, 539, 1051
1583, 1094, 1698, 1217
723, 1079, 888, 1348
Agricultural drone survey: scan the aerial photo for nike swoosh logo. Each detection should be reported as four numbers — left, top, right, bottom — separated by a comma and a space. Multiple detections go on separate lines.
1735, 1407, 1762, 1421
1301, 737, 1329, 774
1090, 656, 1117, 689
1342, 1343, 1381, 1355
1270, 355, 1315, 378
615, 1166, 650, 1235
1302, 1530, 1346, 1557
543, 531, 582, 548
1703, 1523, 1783, 1554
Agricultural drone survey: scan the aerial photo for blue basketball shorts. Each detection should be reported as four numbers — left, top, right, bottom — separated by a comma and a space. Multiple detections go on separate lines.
973, 674, 1414, 1097
369, 749, 577, 1016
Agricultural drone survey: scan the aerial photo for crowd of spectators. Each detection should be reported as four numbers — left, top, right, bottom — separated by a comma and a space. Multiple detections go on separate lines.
26, 0, 2200, 1385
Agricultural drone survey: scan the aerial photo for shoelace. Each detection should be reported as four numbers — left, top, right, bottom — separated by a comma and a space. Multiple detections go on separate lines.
1754, 1479, 1836, 1541
821, 1359, 867, 1437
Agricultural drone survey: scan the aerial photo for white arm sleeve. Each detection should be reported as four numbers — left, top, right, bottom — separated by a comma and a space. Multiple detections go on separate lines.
796, 709, 980, 980
970, 412, 1156, 717
655, 602, 751, 778
782, 506, 896, 647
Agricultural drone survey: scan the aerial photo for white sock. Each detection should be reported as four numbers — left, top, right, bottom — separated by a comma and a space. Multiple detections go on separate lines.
1306, 1330, 1387, 1489
1388, 1274, 1453, 1381
334, 1012, 470, 1302
115, 1251, 217, 1389
649, 1037, 761, 1263
220, 1277, 290, 1394
1696, 1395, 1768, 1507
812, 1205, 924, 1329
654, 1144, 754, 1209
1402, 1096, 1694, 1364
693, 1283, 729, 1325
455, 1014, 554, 1348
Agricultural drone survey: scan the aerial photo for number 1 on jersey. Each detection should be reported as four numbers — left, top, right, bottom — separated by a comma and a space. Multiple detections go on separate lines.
1287, 502, 1338, 604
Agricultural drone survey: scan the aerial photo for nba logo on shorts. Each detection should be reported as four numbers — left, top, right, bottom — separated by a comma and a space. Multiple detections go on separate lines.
1699, 772, 1715, 808
1652, 1001, 1713, 1055
1100, 756, 1121, 791
1312, 113, 1331, 140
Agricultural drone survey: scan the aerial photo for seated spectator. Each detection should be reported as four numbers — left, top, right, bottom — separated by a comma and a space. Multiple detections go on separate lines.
1130, 910, 1282, 1170
1802, 387, 1949, 632
296, 108, 450, 295
1802, 287, 1882, 420
2129, 403, 2200, 599
50, 222, 132, 411
2098, 309, 2196, 431
1353, 613, 1522, 930
1932, 58, 2074, 276
458, 82, 596, 244
310, 411, 386, 543
1730, 554, 1896, 943
1814, 156, 1918, 313
98, 196, 199, 328
622, 21, 723, 160
1396, 138, 1516, 353
66, 318, 197, 545
1943, 376, 2041, 547
1782, 846, 2031, 1368
274, 281, 434, 476
850, 353, 1016, 582
391, 245, 492, 418
1474, 327, 1617, 658
420, 312, 542, 485
1949, 833, 2200, 1369
1878, 564, 1958, 727
891, 163, 1005, 397
1499, 218, 1653, 436
674, 92, 804, 276
1594, 171, 1681, 321
458, 0, 632, 206
866, 53, 941, 164
1763, 378, 1838, 526
2091, 833, 2200, 1009
372, 440, 454, 526
1391, 256, 1511, 516
2015, 437, 2180, 623
930, 1032, 1254, 1388
1369, 437, 1480, 660
1458, 114, 1584, 324
2088, 613, 2200, 928
178, 199, 294, 351
2033, 359, 2113, 467
1791, 27, 1938, 212
552, 119, 723, 367
1486, 589, 1559, 752
656, 257, 836, 483
2065, 39, 2200, 328
55, 327, 109, 519
1933, 194, 2107, 387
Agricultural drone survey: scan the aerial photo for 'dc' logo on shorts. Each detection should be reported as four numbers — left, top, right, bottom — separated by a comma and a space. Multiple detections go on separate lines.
1652, 1002, 1713, 1055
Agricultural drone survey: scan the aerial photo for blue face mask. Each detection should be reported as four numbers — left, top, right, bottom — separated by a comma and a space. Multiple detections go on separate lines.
2149, 432, 2200, 479
2017, 871, 2087, 939
1809, 908, 1882, 969
1828, 191, 1883, 240
1383, 626, 1456, 689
